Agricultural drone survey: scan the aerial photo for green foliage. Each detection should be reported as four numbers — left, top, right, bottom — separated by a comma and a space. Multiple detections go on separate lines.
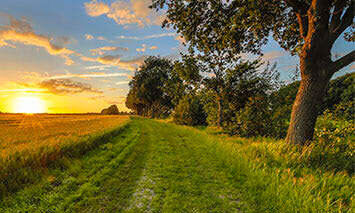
173, 95, 207, 126
226, 96, 272, 137
126, 56, 183, 118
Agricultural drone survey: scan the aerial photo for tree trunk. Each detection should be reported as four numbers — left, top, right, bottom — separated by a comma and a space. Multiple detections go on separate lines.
286, 59, 332, 145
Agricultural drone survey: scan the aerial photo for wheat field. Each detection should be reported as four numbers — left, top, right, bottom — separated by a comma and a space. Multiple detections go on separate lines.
0, 114, 129, 196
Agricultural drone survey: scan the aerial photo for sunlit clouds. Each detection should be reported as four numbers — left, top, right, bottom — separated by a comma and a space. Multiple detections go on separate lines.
81, 55, 146, 71
0, 15, 75, 65
90, 46, 128, 56
84, 0, 164, 27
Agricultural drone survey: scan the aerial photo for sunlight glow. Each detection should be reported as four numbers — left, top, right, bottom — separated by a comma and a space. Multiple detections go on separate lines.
13, 96, 47, 114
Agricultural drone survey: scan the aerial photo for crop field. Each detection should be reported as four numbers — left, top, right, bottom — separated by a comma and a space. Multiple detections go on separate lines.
0, 114, 129, 158
0, 114, 129, 196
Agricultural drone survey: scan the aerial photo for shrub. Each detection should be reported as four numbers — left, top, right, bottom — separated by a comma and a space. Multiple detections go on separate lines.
173, 95, 207, 126
226, 96, 273, 137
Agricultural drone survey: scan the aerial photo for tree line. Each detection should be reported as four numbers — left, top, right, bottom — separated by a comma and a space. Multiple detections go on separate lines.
128, 0, 354, 145
126, 54, 353, 139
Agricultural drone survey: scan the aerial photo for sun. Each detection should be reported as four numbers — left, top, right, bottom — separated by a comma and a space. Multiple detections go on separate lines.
13, 96, 47, 114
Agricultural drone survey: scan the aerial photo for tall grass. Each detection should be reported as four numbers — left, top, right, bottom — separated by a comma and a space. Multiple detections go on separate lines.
167, 116, 354, 212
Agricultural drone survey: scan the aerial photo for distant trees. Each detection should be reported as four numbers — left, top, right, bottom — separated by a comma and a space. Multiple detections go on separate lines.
151, 0, 355, 145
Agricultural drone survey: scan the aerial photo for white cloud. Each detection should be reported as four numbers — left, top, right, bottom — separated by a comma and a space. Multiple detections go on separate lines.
117, 32, 176, 40
116, 81, 130, 85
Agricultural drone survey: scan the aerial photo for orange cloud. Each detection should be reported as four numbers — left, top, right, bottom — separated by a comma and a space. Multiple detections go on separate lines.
90, 46, 128, 55
0, 15, 75, 65
84, 0, 163, 27
150, 46, 158, 50
84, 0, 110, 17
81, 54, 146, 71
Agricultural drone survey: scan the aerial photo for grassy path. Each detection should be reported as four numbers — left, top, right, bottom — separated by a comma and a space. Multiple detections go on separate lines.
1, 118, 352, 212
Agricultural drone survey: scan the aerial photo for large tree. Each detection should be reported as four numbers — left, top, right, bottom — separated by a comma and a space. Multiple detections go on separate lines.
151, 0, 355, 145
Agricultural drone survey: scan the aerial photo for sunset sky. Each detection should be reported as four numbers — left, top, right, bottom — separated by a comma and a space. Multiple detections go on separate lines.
0, 0, 354, 113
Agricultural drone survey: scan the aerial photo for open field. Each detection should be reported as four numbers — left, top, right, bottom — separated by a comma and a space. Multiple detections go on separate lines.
0, 114, 129, 197
1, 117, 353, 212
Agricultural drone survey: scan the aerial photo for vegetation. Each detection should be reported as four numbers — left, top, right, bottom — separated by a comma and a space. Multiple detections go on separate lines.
1, 118, 353, 212
0, 114, 129, 197
151, 0, 355, 145
173, 94, 207, 126
125, 56, 183, 118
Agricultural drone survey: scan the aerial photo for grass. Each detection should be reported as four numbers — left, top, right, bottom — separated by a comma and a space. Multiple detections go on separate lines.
0, 114, 129, 198
1, 117, 353, 212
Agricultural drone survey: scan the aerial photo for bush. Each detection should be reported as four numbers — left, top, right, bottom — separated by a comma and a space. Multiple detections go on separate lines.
173, 95, 207, 126
226, 96, 273, 137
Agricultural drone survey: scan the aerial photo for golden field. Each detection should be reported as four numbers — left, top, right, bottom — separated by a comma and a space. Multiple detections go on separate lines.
0, 114, 130, 196
0, 114, 129, 158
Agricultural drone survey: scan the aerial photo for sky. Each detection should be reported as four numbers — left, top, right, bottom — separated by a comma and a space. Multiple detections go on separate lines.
0, 0, 354, 113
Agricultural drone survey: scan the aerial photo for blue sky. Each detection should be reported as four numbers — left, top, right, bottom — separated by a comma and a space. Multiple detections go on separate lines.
0, 0, 354, 113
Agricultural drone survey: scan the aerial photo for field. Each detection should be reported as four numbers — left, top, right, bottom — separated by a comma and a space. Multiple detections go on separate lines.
0, 114, 129, 197
0, 116, 353, 212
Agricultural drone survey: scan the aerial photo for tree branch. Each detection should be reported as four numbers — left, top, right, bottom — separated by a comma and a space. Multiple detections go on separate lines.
331, 1, 354, 43
285, 0, 309, 39
329, 0, 347, 32
332, 50, 355, 73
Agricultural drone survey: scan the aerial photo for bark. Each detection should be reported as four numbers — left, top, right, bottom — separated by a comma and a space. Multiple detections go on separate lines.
286, 65, 332, 145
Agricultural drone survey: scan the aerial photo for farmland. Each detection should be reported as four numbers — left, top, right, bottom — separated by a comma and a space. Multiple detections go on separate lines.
0, 114, 129, 197
0, 116, 353, 212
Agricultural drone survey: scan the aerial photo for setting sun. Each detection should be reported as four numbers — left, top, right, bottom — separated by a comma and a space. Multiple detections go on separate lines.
12, 96, 47, 114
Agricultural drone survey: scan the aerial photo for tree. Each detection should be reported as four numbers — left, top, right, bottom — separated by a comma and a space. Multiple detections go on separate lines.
173, 94, 207, 126
125, 56, 181, 118
151, 0, 355, 145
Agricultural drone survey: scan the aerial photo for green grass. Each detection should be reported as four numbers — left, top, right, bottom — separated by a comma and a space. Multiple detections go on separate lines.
1, 117, 353, 212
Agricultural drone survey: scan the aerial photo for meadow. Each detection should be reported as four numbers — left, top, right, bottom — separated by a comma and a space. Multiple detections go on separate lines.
0, 116, 353, 212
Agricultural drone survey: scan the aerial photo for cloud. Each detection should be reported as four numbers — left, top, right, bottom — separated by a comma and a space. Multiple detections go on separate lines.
117, 32, 176, 40
97, 36, 106, 41
350, 64, 355, 70
39, 79, 102, 94
0, 15, 75, 65
116, 81, 130, 85
136, 44, 146, 52
85, 34, 94, 40
262, 51, 285, 61
81, 54, 146, 71
48, 72, 128, 79
85, 65, 114, 70
90, 46, 128, 55
84, 0, 163, 27
15, 79, 102, 94
84, 0, 110, 17
150, 46, 158, 50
